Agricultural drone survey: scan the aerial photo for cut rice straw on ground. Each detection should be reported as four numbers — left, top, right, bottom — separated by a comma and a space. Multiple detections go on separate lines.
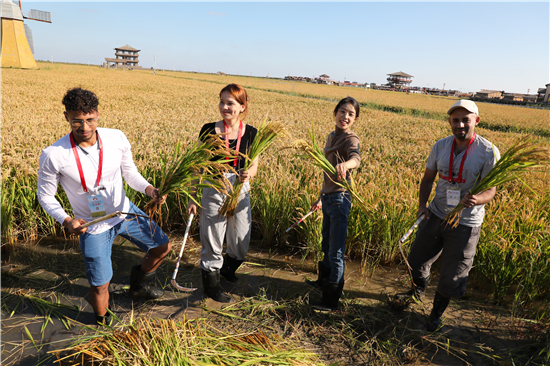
145, 135, 233, 226
294, 125, 371, 213
445, 135, 550, 228
50, 316, 323, 365
3, 289, 78, 338
219, 117, 286, 218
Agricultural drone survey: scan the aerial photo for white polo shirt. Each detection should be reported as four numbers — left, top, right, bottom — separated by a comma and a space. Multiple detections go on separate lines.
37, 127, 151, 234
426, 134, 500, 227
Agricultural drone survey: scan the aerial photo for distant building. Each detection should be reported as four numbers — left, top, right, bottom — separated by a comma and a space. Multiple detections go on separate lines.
537, 84, 550, 103
284, 75, 313, 82
341, 80, 361, 87
475, 90, 503, 99
503, 93, 524, 102
537, 88, 546, 102
386, 71, 413, 89
522, 94, 538, 103
104, 44, 141, 69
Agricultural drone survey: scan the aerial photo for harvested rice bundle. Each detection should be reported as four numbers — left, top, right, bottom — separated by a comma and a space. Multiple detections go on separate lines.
145, 135, 233, 226
219, 118, 285, 217
295, 125, 370, 212
51, 316, 322, 365
445, 135, 550, 228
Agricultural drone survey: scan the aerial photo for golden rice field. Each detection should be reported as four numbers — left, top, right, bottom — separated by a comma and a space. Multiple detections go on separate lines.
2, 62, 549, 309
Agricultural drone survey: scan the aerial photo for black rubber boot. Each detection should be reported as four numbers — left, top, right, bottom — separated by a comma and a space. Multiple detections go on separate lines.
95, 308, 111, 326
306, 261, 331, 290
220, 255, 244, 283
128, 265, 165, 299
201, 269, 233, 303
311, 279, 344, 311
427, 291, 451, 332
395, 277, 430, 301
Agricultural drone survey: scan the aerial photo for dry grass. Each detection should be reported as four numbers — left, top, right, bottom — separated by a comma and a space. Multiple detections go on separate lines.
50, 315, 323, 365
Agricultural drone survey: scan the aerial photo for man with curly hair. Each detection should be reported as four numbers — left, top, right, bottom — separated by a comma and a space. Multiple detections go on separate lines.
37, 88, 171, 325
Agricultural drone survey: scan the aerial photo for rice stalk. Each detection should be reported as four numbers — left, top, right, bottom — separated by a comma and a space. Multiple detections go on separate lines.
219, 117, 286, 218
50, 316, 322, 365
16, 290, 79, 337
294, 124, 371, 213
445, 135, 550, 228
145, 135, 233, 226
24, 326, 39, 352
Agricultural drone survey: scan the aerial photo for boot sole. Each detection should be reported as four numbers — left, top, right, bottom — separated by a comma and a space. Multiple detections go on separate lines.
207, 294, 234, 303
128, 291, 164, 300
220, 274, 238, 283
305, 280, 323, 290
310, 304, 338, 312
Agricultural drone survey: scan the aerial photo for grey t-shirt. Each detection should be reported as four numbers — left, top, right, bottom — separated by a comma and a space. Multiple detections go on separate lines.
427, 134, 500, 227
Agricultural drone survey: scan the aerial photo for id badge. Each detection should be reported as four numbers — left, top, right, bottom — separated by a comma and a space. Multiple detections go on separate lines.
446, 188, 461, 208
88, 195, 106, 217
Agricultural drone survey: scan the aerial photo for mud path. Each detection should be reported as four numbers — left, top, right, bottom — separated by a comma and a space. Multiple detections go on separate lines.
1, 235, 542, 365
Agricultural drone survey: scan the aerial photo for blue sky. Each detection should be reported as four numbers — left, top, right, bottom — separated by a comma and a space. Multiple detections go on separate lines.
23, 1, 549, 93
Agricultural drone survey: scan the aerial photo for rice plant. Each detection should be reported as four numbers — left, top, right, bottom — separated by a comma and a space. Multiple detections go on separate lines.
445, 135, 550, 228
144, 135, 233, 226
219, 118, 285, 217
50, 316, 323, 365
294, 124, 372, 214
1, 62, 549, 306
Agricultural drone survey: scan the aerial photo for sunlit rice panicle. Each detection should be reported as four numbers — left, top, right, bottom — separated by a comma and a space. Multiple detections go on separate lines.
219, 117, 285, 217
445, 135, 550, 228
294, 125, 371, 213
145, 134, 233, 226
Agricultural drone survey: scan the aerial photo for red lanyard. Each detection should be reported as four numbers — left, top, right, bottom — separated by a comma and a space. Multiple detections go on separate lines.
439, 134, 475, 184
70, 131, 103, 193
222, 120, 243, 167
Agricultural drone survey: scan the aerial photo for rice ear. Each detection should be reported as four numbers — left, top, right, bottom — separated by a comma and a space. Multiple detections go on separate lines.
294, 124, 371, 212
219, 115, 285, 217
145, 134, 233, 226
444, 135, 550, 226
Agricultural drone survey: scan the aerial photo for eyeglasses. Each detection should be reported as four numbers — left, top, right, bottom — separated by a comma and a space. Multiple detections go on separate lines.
70, 118, 99, 127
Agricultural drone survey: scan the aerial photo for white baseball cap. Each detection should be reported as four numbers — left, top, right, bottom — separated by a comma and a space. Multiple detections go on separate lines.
447, 100, 479, 116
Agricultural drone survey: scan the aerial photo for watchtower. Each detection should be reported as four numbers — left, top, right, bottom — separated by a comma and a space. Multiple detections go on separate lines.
104, 44, 140, 69
387, 71, 414, 89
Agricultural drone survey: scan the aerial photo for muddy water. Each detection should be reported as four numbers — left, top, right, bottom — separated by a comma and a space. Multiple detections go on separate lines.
1, 236, 521, 365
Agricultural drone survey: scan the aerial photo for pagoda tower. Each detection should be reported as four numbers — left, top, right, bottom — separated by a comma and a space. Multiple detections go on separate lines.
387, 71, 414, 89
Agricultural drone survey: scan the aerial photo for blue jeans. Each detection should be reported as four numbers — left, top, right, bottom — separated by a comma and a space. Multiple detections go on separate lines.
79, 202, 169, 286
321, 191, 351, 284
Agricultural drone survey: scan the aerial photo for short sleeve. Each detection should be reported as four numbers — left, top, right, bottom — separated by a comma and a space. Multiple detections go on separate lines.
199, 123, 216, 142
480, 144, 500, 180
426, 143, 438, 171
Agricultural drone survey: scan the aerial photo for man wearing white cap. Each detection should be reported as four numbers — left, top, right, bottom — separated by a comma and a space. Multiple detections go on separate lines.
396, 99, 500, 331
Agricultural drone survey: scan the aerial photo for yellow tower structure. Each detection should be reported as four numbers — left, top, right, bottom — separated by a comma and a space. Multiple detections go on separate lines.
0, 0, 37, 68
1, 0, 51, 69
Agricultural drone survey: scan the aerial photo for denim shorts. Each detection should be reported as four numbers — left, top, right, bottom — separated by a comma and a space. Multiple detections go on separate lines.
79, 202, 169, 286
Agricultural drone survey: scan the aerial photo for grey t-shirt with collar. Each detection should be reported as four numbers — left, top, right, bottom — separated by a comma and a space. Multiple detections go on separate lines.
426, 134, 500, 227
